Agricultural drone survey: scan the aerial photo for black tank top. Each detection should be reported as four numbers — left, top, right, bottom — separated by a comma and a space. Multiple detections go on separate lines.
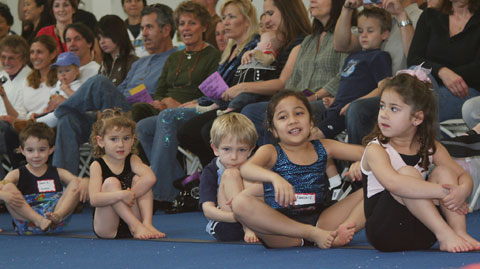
95, 154, 135, 190
17, 165, 62, 195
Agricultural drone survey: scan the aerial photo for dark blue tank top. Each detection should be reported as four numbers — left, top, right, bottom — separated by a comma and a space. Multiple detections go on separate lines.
264, 140, 328, 215
95, 154, 134, 190
17, 165, 62, 195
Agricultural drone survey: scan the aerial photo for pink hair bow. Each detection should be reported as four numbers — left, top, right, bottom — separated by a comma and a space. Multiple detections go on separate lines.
396, 63, 432, 83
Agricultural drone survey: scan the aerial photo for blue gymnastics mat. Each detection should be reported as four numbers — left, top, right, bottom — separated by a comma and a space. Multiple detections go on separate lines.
1, 207, 479, 268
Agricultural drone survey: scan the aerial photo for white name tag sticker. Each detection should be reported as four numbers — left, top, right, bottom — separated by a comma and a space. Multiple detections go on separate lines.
294, 193, 315, 206
37, 179, 56, 193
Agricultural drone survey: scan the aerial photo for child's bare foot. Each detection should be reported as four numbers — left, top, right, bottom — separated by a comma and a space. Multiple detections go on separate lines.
145, 224, 166, 239
457, 231, 480, 250
131, 224, 154, 240
309, 228, 337, 249
36, 217, 52, 232
243, 228, 259, 243
438, 231, 473, 253
332, 223, 355, 247
45, 212, 62, 230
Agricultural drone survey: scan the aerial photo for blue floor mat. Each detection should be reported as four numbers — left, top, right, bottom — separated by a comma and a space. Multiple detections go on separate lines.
1, 207, 479, 268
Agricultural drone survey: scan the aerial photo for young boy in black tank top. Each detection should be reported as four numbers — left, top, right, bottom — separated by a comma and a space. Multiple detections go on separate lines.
0, 122, 88, 234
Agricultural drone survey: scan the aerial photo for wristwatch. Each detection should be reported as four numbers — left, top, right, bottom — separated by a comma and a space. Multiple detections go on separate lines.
397, 18, 412, 28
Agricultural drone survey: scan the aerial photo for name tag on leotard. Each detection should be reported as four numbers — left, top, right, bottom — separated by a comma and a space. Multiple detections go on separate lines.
294, 193, 315, 206
37, 179, 56, 193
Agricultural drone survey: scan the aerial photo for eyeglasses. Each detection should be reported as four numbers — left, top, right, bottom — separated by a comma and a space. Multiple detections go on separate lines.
0, 54, 22, 62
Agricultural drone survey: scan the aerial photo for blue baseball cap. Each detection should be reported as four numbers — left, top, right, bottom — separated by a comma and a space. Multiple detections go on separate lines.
51, 52, 80, 68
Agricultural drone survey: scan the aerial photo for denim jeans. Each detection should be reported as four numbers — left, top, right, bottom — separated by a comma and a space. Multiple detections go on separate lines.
136, 107, 199, 202
241, 100, 327, 146
345, 97, 380, 145
52, 75, 130, 175
430, 75, 480, 122
462, 96, 480, 129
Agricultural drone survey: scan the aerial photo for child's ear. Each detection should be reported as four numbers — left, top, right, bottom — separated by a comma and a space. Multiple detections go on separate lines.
413, 111, 424, 126
381, 30, 390, 41
210, 143, 220, 157
96, 135, 105, 148
19, 146, 25, 156
49, 145, 55, 155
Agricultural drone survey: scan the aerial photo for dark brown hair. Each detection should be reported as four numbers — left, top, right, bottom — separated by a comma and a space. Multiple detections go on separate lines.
96, 15, 134, 81
363, 74, 437, 170
440, 0, 479, 15
358, 5, 392, 33
27, 35, 58, 88
312, 0, 345, 34
266, 90, 314, 134
268, 0, 312, 49
19, 122, 55, 148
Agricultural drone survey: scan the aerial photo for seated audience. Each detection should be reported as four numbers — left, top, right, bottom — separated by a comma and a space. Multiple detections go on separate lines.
407, 0, 480, 123
335, 0, 423, 145
316, 6, 392, 139
178, 0, 313, 166
51, 4, 178, 175
130, 1, 221, 122
136, 0, 260, 208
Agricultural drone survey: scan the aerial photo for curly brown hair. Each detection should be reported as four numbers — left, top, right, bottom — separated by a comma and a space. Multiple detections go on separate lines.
90, 108, 138, 158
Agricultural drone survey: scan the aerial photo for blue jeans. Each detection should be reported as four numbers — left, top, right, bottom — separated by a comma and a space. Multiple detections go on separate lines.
345, 97, 380, 145
430, 75, 480, 122
241, 100, 327, 146
136, 107, 199, 202
53, 75, 130, 175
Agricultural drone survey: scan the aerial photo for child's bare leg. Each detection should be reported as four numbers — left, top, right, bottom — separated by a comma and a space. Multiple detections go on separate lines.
232, 191, 337, 249
2, 183, 51, 231
218, 168, 259, 243
132, 175, 165, 238
98, 177, 153, 239
46, 179, 81, 225
392, 166, 472, 253
429, 166, 480, 249
317, 189, 365, 247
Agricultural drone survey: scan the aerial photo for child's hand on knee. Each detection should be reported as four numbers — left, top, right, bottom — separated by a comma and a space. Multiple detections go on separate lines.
122, 188, 135, 207
441, 184, 468, 212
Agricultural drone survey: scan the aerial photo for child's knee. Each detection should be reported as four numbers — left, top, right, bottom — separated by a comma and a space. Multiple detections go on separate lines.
231, 192, 252, 217
65, 179, 80, 194
101, 177, 122, 191
220, 168, 241, 184
397, 166, 422, 179
428, 165, 457, 184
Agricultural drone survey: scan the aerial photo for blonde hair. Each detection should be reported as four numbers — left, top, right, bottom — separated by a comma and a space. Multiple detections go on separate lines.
210, 112, 258, 149
261, 30, 284, 51
219, 0, 258, 64
90, 108, 138, 158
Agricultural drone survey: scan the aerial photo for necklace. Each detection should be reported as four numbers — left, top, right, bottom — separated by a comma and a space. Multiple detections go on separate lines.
173, 46, 204, 88
184, 50, 194, 60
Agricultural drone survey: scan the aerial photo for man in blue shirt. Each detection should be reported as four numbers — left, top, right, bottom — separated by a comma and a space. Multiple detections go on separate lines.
52, 4, 178, 175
